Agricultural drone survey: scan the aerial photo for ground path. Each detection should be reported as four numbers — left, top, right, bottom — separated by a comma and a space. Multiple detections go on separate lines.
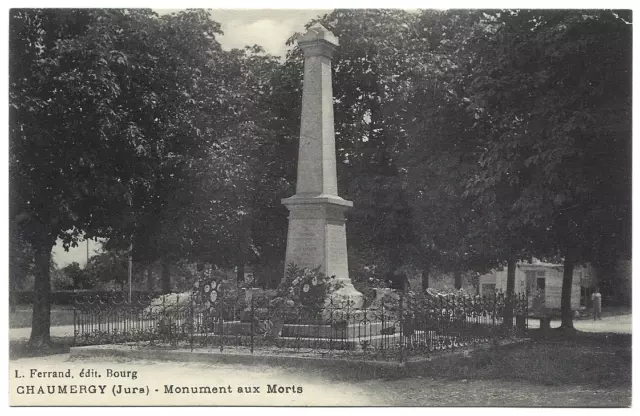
526, 313, 631, 333
9, 313, 631, 342
10, 324, 76, 341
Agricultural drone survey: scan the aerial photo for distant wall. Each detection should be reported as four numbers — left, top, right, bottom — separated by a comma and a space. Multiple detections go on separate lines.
479, 263, 582, 310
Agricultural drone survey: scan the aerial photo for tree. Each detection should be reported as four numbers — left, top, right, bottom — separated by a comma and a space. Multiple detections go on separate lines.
289, 10, 423, 278
85, 252, 128, 289
284, 10, 505, 288
9, 219, 35, 311
345, 10, 504, 285
465, 10, 632, 328
10, 9, 141, 346
9, 9, 250, 345
114, 43, 292, 291
60, 262, 93, 289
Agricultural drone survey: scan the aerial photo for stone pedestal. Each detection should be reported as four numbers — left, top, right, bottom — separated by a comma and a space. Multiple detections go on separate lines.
282, 24, 363, 308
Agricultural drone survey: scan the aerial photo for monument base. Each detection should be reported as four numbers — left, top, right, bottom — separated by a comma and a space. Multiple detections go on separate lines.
326, 280, 364, 309
282, 194, 363, 312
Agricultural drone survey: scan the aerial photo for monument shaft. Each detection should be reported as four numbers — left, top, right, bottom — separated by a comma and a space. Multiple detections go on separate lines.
282, 25, 362, 306
296, 45, 338, 195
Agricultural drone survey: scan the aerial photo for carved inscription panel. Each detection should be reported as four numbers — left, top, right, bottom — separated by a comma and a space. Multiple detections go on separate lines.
325, 222, 349, 279
285, 219, 324, 270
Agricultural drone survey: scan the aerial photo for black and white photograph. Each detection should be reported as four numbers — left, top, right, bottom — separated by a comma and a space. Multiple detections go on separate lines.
6, 4, 634, 408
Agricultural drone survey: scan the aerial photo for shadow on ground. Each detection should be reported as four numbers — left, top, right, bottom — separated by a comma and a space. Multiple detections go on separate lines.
435, 329, 632, 388
9, 337, 73, 359
10, 330, 631, 387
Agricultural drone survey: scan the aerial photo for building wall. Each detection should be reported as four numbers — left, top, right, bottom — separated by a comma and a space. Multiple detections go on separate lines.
479, 262, 583, 310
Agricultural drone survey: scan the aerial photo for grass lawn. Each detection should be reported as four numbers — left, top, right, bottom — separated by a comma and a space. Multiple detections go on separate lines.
365, 329, 631, 406
10, 305, 75, 328
433, 330, 632, 386
9, 329, 631, 406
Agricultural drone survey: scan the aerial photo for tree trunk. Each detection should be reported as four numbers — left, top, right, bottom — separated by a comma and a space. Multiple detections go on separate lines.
29, 240, 54, 347
236, 263, 245, 283
161, 260, 171, 294
454, 269, 462, 290
9, 275, 17, 313
235, 218, 250, 283
503, 254, 517, 328
560, 255, 576, 329
421, 267, 429, 292
146, 266, 154, 294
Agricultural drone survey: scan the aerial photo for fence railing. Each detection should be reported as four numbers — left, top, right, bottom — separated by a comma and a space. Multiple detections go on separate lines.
73, 291, 528, 361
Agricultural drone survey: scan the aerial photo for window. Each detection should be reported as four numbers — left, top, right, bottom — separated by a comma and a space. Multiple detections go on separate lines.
525, 270, 546, 295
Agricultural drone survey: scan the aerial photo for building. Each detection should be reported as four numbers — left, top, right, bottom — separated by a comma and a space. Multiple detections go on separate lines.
478, 260, 595, 311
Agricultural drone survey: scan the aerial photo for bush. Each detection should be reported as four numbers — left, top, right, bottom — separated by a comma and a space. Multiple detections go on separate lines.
51, 268, 74, 290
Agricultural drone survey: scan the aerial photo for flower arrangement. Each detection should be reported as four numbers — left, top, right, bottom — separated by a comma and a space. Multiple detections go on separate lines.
266, 263, 344, 320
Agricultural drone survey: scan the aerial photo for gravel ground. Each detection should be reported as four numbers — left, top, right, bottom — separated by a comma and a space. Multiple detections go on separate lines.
527, 313, 631, 333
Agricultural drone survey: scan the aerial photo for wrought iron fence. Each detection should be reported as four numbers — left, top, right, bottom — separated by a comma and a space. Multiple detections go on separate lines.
73, 290, 528, 361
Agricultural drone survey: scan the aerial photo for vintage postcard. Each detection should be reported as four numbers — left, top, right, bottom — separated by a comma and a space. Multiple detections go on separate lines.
6, 5, 633, 408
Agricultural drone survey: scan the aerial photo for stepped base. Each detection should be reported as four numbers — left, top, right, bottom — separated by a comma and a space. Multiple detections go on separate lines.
203, 319, 395, 338
325, 282, 365, 310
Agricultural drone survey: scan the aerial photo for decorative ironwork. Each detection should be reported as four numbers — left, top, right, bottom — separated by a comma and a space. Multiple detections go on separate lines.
73, 289, 528, 361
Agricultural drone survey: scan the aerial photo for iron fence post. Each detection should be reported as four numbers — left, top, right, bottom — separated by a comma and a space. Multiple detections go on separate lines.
492, 293, 496, 326
190, 292, 194, 352
172, 294, 179, 347
250, 295, 254, 354
73, 306, 77, 346
161, 294, 166, 344
381, 297, 385, 350
346, 297, 351, 349
219, 288, 224, 353
328, 297, 334, 351
525, 292, 529, 334
398, 291, 404, 363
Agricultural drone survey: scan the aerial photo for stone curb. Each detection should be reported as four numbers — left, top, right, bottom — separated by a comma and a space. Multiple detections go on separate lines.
70, 338, 530, 379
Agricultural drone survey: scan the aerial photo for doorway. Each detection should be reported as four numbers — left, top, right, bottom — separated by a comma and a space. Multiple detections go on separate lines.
526, 270, 547, 311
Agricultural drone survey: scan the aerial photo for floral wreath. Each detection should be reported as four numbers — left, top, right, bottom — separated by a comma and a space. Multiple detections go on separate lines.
191, 265, 222, 314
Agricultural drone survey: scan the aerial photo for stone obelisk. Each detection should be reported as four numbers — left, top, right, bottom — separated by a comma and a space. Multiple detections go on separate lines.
282, 24, 363, 308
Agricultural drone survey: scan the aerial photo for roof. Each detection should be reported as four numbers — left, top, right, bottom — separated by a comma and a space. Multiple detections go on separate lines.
517, 258, 565, 268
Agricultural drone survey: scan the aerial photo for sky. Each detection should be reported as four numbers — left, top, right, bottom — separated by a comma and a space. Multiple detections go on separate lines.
52, 8, 330, 267
200, 9, 330, 57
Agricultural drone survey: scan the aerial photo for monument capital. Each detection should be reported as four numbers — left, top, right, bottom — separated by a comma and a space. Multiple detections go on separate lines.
298, 24, 339, 58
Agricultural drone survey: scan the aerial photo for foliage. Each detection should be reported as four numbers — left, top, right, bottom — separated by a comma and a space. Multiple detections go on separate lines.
49, 261, 72, 290
84, 251, 128, 289
350, 264, 391, 307
285, 10, 422, 273
463, 10, 632, 326
9, 8, 293, 341
9, 220, 35, 292
10, 8, 631, 345
59, 262, 94, 289
266, 264, 344, 319
116, 42, 291, 273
